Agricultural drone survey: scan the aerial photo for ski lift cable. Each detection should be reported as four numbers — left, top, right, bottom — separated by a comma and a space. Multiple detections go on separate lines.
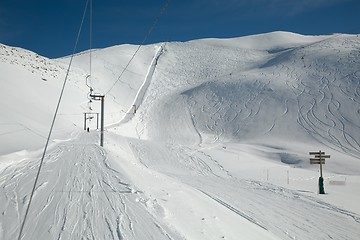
86, 0, 94, 111
105, 0, 172, 95
17, 1, 90, 239
88, 0, 93, 91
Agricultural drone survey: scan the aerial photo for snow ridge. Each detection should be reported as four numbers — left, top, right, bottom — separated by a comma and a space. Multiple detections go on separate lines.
120, 44, 165, 124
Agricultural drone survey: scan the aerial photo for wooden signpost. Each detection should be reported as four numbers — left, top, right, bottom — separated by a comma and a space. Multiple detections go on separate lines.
309, 150, 330, 194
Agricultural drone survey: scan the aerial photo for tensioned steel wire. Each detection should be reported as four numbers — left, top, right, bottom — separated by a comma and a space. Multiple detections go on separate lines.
105, 0, 172, 95
17, 1, 90, 239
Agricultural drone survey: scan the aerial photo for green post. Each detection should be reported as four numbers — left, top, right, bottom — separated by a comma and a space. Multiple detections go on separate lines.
319, 176, 325, 194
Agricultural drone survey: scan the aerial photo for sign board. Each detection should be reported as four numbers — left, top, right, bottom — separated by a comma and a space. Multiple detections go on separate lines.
309, 151, 325, 155
310, 159, 325, 164
309, 150, 329, 194
314, 155, 330, 158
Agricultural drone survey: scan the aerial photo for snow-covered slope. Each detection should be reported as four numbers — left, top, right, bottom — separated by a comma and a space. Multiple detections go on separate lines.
118, 32, 360, 173
0, 43, 159, 155
1, 32, 360, 240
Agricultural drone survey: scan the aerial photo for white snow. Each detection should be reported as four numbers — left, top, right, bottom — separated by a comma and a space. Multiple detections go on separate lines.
1, 31, 360, 240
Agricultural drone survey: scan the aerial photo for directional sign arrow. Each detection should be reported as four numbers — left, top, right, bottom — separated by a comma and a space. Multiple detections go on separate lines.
310, 159, 325, 163
314, 155, 330, 158
312, 157, 328, 160
309, 151, 325, 155
310, 158, 325, 161
310, 161, 325, 164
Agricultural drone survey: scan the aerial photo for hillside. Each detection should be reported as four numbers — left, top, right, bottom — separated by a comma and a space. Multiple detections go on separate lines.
1, 32, 360, 240
115, 32, 360, 173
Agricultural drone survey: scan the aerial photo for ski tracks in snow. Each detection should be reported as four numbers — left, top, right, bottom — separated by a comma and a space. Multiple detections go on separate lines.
127, 138, 360, 240
188, 177, 360, 240
291, 38, 360, 158
0, 133, 179, 240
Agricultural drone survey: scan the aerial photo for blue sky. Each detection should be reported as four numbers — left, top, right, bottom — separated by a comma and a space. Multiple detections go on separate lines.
1, 0, 359, 58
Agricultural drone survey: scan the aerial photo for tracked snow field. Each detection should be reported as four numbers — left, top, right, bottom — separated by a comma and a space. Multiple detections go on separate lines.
122, 138, 360, 240
0, 133, 181, 240
1, 32, 360, 239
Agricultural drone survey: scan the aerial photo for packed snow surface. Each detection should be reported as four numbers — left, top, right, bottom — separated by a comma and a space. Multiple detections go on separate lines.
1, 31, 360, 239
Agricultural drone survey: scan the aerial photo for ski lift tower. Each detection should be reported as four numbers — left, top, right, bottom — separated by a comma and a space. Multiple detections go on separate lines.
90, 92, 105, 147
84, 112, 99, 131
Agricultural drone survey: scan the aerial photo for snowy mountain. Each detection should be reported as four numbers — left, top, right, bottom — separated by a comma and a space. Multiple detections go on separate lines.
1, 32, 360, 240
